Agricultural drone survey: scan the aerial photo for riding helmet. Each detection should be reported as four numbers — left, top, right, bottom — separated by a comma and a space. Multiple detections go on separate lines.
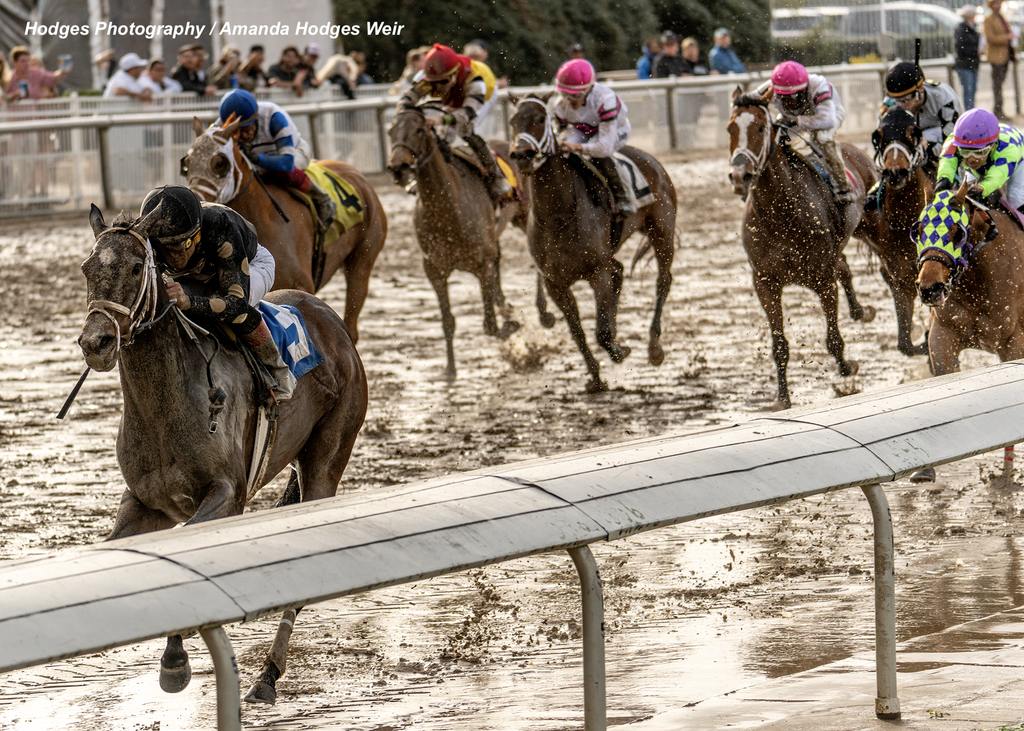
140, 185, 203, 248
885, 62, 924, 98
219, 88, 259, 127
422, 44, 463, 82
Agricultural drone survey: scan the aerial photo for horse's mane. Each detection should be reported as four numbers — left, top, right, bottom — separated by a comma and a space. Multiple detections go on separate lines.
733, 93, 768, 109
110, 210, 140, 229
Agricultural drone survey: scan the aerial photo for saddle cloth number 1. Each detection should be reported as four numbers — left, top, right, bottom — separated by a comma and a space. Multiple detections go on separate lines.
270, 306, 312, 364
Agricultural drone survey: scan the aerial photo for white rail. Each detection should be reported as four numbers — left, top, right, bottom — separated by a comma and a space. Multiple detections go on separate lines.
3, 361, 1024, 729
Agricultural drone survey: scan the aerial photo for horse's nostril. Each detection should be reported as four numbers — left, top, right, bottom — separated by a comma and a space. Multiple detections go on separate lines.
97, 334, 114, 350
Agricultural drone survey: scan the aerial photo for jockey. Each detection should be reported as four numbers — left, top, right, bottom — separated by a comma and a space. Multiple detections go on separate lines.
757, 60, 853, 203
935, 107, 1024, 212
217, 89, 336, 233
397, 43, 511, 202
549, 58, 635, 215
141, 185, 295, 400
882, 61, 962, 169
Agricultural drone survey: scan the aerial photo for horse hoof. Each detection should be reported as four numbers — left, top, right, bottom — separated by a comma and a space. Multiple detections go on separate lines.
585, 378, 608, 394
609, 345, 631, 363
769, 399, 790, 412
856, 305, 877, 323
244, 680, 278, 705
539, 312, 556, 329
909, 467, 936, 483
159, 659, 192, 694
648, 342, 665, 366
499, 320, 521, 340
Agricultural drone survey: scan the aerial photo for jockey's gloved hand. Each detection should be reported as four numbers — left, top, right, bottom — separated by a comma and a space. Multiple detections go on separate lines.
934, 177, 953, 194
984, 190, 1002, 209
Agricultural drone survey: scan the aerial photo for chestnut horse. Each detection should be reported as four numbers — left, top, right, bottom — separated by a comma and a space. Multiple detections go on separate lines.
867, 107, 931, 356
509, 94, 677, 392
913, 182, 1024, 481
728, 87, 877, 409
182, 116, 386, 343
386, 105, 524, 379
78, 205, 367, 705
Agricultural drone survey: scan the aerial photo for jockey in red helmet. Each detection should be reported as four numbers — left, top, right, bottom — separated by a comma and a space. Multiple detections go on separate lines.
397, 43, 511, 202
756, 61, 854, 204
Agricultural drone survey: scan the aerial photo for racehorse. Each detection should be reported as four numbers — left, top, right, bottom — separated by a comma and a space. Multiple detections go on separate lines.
386, 105, 525, 380
867, 107, 932, 356
913, 181, 1024, 481
509, 94, 677, 392
728, 87, 877, 409
182, 116, 387, 344
77, 205, 368, 705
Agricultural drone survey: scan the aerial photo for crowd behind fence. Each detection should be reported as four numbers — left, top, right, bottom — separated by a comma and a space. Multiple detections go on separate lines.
0, 57, 1013, 216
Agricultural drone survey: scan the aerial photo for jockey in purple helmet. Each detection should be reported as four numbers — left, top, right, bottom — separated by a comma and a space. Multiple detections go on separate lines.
935, 107, 1024, 211
755, 60, 853, 203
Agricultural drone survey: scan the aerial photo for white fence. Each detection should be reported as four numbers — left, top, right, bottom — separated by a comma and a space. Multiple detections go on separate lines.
0, 58, 973, 216
2, 361, 1024, 729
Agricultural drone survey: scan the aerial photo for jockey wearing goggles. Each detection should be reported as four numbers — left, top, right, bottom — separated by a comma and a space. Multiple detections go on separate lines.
143, 185, 294, 400
397, 43, 511, 202
550, 58, 635, 215
756, 60, 854, 203
217, 89, 336, 234
935, 107, 1024, 212
881, 61, 962, 170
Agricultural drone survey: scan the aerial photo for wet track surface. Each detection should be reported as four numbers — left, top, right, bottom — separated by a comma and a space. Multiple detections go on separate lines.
2, 153, 1024, 729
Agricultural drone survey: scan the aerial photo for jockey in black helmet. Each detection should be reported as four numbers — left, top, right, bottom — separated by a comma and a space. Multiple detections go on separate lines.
882, 61, 962, 170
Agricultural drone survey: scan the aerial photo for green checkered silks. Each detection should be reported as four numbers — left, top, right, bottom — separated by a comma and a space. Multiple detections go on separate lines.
916, 190, 969, 262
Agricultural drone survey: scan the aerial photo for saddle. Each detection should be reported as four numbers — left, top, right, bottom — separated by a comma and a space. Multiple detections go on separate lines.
450, 145, 523, 202
570, 150, 655, 212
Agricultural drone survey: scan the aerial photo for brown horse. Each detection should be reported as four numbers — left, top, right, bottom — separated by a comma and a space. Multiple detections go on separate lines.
509, 94, 677, 392
867, 107, 931, 356
386, 105, 525, 379
728, 87, 877, 409
182, 116, 386, 343
78, 205, 367, 705
914, 182, 1024, 481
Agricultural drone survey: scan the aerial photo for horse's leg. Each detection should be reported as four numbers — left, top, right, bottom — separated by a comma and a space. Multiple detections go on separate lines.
183, 479, 240, 526
477, 255, 519, 339
591, 261, 631, 363
491, 253, 521, 337
753, 277, 791, 409
423, 258, 457, 380
911, 324, 961, 483
341, 246, 377, 345
545, 278, 606, 392
536, 271, 556, 328
836, 253, 875, 323
881, 266, 927, 356
819, 280, 858, 378
646, 222, 675, 367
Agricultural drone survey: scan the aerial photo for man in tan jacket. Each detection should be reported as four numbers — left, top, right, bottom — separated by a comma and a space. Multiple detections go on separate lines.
984, 0, 1015, 118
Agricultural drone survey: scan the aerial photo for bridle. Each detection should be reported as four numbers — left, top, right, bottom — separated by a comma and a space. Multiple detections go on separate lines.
389, 107, 440, 168
729, 105, 773, 178
513, 97, 557, 167
186, 130, 252, 204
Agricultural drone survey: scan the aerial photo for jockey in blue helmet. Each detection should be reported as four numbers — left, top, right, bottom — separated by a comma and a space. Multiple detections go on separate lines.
217, 89, 336, 231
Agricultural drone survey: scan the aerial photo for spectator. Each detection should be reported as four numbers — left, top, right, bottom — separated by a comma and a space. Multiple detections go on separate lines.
955, 5, 982, 109
210, 45, 242, 89
709, 28, 747, 74
4, 45, 67, 101
300, 44, 323, 88
316, 54, 357, 99
636, 37, 660, 80
172, 44, 216, 96
349, 50, 374, 85
0, 51, 10, 90
463, 39, 488, 63
653, 31, 687, 78
984, 0, 1013, 118
238, 45, 269, 91
93, 49, 116, 86
390, 45, 430, 96
268, 45, 314, 95
103, 52, 152, 100
681, 37, 710, 75
140, 59, 183, 96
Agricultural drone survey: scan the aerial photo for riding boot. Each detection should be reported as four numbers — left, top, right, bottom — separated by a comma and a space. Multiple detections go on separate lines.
242, 320, 296, 402
822, 140, 855, 204
591, 155, 636, 216
465, 133, 513, 203
307, 183, 337, 234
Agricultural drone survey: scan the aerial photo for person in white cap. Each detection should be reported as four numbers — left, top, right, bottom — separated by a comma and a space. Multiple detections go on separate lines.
103, 52, 153, 100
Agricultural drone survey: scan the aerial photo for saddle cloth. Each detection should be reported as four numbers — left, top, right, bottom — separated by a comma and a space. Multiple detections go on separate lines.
613, 152, 655, 209
304, 161, 365, 236
257, 301, 323, 379
451, 144, 521, 194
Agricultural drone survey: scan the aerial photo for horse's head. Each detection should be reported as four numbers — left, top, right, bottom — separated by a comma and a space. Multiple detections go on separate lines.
181, 115, 246, 204
509, 93, 556, 170
914, 182, 993, 306
872, 107, 923, 190
386, 106, 433, 184
727, 86, 773, 199
78, 205, 163, 371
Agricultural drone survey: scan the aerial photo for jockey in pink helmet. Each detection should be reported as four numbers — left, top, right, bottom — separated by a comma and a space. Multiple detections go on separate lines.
550, 58, 635, 214
756, 60, 854, 203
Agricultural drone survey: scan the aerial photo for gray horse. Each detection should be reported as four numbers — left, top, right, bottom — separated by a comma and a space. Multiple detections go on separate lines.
77, 205, 368, 704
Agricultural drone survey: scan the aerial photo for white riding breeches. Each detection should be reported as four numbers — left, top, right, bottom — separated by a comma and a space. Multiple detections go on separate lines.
248, 244, 276, 305
1005, 164, 1024, 210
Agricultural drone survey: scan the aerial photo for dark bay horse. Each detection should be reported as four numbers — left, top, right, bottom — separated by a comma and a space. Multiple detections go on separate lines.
867, 107, 931, 355
914, 182, 1024, 481
182, 116, 387, 343
728, 87, 877, 409
509, 94, 677, 393
77, 205, 367, 705
386, 105, 524, 379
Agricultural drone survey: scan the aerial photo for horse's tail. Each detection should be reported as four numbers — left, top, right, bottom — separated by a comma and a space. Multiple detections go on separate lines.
629, 216, 681, 275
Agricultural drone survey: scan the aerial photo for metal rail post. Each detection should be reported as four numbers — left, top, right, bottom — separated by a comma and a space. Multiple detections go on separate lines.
665, 87, 678, 151
568, 545, 606, 731
199, 625, 241, 731
375, 105, 389, 173
861, 484, 900, 720
96, 125, 112, 210
308, 111, 321, 160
